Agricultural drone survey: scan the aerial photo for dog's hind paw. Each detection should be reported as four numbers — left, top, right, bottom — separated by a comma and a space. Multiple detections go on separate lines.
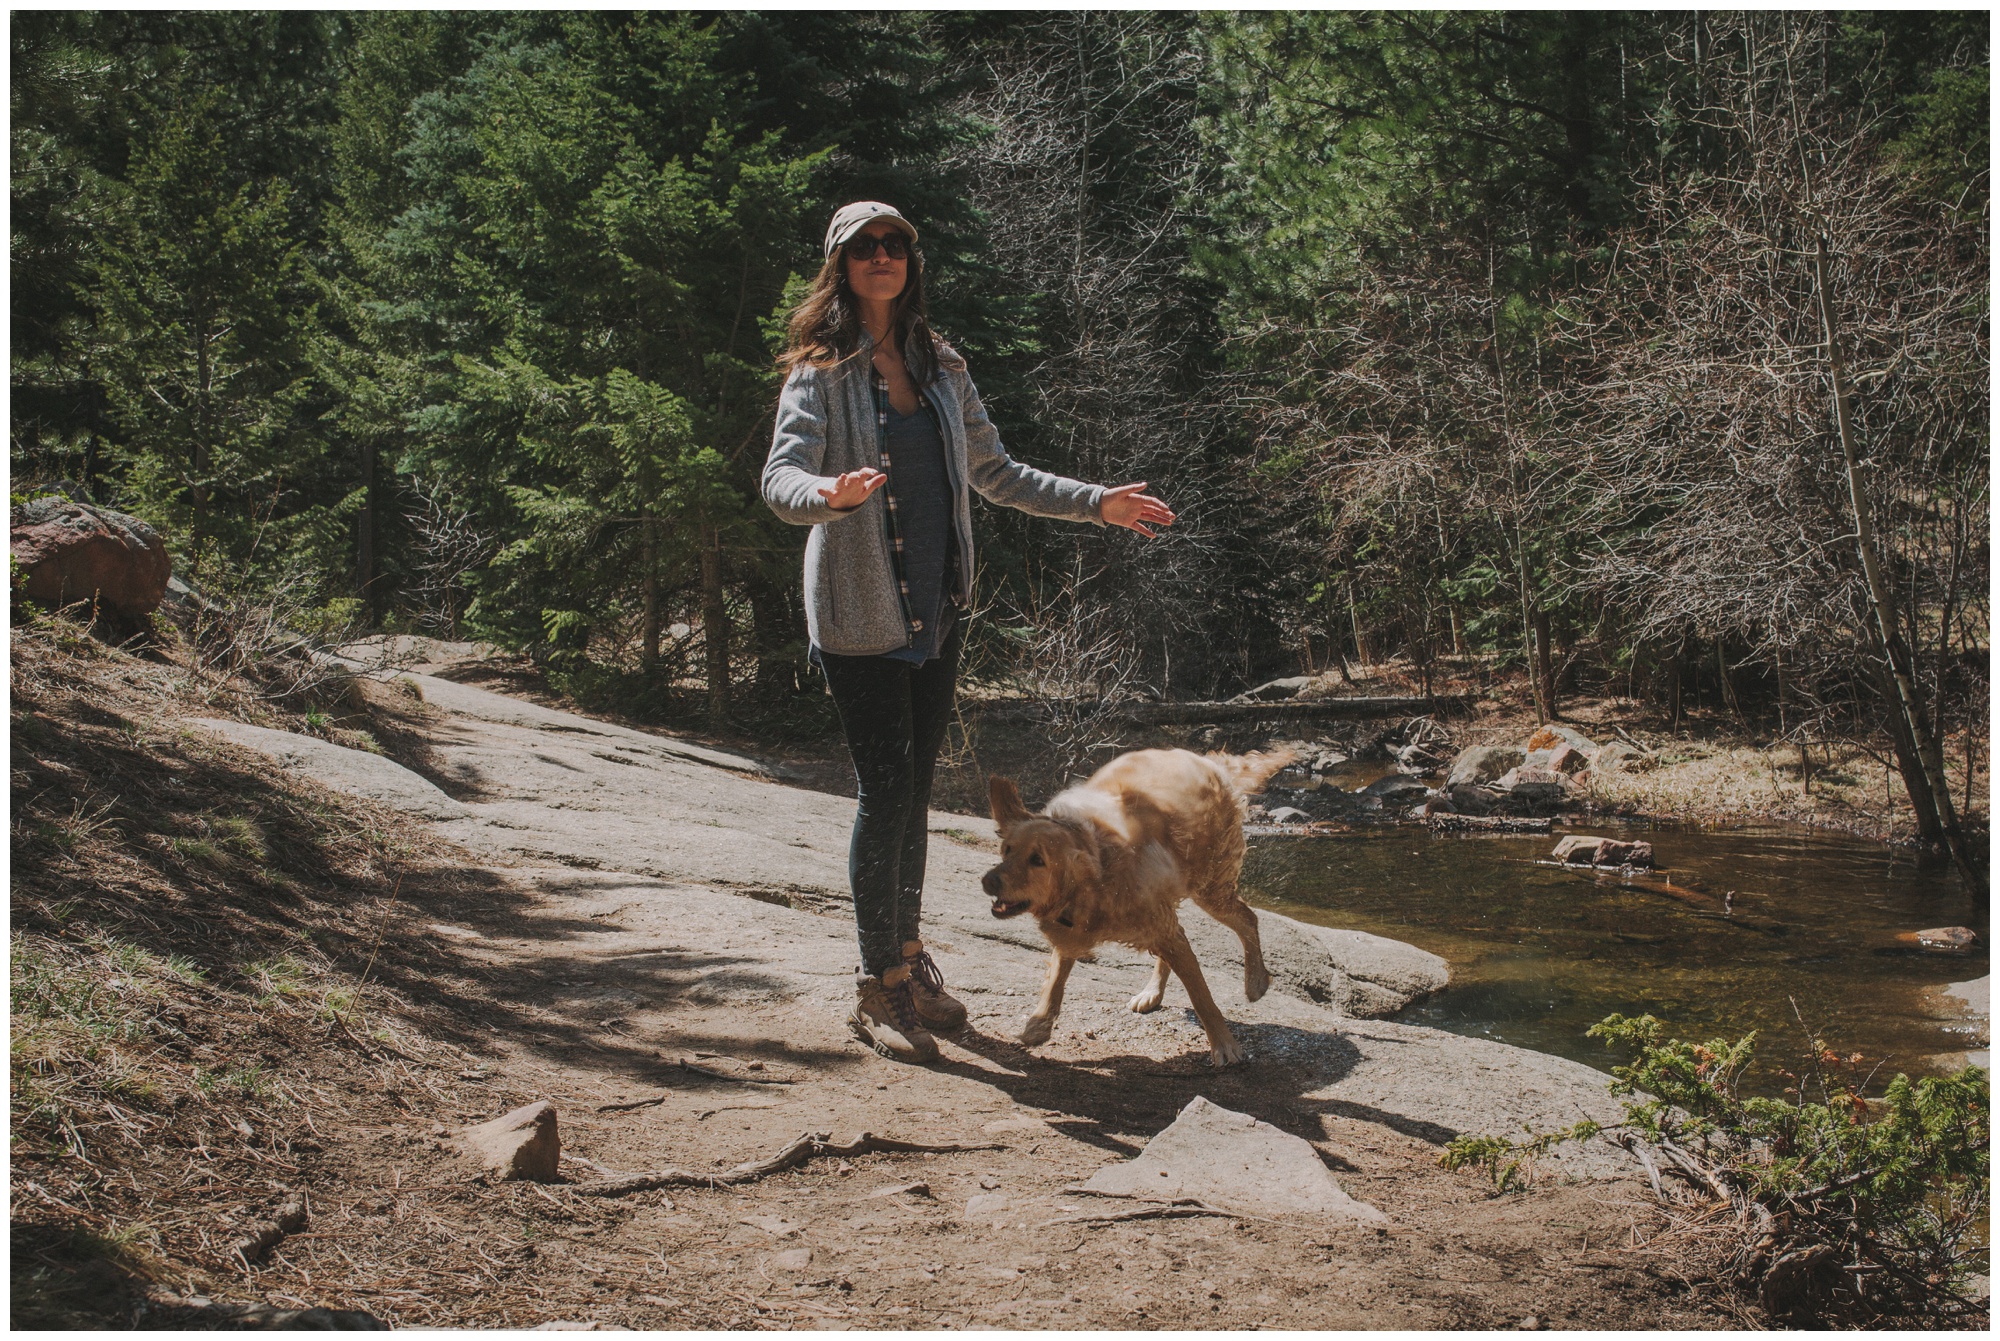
1208, 1036, 1245, 1067
1018, 1015, 1054, 1048
1128, 989, 1165, 1014
1244, 964, 1271, 1003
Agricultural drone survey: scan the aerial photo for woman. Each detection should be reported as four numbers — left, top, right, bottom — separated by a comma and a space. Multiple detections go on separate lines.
762, 201, 1175, 1063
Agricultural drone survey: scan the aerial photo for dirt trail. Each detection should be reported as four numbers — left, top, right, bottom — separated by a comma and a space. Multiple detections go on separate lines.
176, 656, 1738, 1329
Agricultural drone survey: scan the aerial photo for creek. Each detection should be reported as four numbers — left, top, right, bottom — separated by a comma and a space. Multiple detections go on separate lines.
1243, 819, 1988, 1092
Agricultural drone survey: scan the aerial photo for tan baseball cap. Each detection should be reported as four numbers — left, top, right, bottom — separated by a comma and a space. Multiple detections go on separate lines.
823, 201, 918, 258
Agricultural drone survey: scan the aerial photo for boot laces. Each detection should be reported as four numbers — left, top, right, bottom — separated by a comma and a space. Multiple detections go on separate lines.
885, 978, 925, 1036
907, 949, 946, 995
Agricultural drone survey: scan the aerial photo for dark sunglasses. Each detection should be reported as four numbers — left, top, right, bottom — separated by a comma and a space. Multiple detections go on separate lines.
844, 231, 910, 261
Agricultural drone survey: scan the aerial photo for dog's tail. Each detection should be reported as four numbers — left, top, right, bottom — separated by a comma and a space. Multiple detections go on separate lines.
1206, 747, 1298, 797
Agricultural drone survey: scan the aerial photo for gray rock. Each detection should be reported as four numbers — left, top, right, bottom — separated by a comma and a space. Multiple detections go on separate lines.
1266, 806, 1312, 824
1446, 745, 1525, 789
1360, 773, 1429, 800
1527, 724, 1597, 754
1523, 749, 1556, 769
1083, 1095, 1385, 1223
457, 1100, 560, 1182
1495, 766, 1567, 801
1589, 740, 1655, 773
183, 718, 470, 820
1550, 835, 1653, 868
1547, 743, 1591, 774
1447, 784, 1499, 815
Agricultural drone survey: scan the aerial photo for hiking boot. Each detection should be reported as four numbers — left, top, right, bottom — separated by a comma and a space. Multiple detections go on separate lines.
849, 966, 939, 1064
903, 939, 968, 1032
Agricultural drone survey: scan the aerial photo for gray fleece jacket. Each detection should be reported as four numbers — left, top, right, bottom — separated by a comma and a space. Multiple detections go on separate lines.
761, 336, 1105, 657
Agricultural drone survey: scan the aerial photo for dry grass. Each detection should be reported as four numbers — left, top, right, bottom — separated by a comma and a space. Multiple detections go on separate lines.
8, 607, 493, 1326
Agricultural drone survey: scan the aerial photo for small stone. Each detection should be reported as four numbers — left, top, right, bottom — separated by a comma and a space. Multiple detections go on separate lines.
456, 1100, 560, 1182
740, 1214, 801, 1238
1266, 806, 1311, 824
1517, 1314, 1544, 1330
979, 1176, 1000, 1190
965, 1193, 1010, 1217
1900, 926, 1981, 954
771, 1247, 814, 1271
867, 1181, 931, 1199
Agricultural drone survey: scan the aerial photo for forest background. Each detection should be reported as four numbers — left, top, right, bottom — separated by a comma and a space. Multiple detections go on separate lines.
10, 10, 1989, 851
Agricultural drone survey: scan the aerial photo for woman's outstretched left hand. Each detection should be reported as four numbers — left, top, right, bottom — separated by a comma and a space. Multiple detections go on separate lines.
1099, 482, 1176, 537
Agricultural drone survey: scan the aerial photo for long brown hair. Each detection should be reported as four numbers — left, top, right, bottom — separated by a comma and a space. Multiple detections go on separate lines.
777, 235, 961, 386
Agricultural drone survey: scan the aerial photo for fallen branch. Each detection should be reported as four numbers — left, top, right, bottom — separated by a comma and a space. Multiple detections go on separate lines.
573, 1131, 1004, 1198
226, 1194, 310, 1270
1037, 1196, 1239, 1228
1426, 813, 1555, 835
677, 1057, 793, 1086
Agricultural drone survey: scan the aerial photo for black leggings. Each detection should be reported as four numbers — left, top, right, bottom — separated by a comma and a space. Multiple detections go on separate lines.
818, 622, 964, 978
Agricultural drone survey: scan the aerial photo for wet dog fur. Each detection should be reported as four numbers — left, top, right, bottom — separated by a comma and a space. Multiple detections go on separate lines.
982, 747, 1295, 1066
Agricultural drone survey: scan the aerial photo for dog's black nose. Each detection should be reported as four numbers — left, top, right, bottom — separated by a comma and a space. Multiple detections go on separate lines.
981, 870, 1001, 897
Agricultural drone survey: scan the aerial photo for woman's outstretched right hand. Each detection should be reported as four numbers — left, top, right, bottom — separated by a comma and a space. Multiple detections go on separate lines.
817, 467, 888, 511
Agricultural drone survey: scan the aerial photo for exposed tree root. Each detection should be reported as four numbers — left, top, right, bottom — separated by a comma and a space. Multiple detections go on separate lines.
573, 1131, 1005, 1198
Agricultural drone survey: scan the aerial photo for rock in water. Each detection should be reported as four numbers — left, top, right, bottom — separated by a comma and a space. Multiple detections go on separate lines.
1897, 926, 1981, 954
1083, 1095, 1385, 1224
1551, 835, 1654, 868
1445, 745, 1524, 789
457, 1100, 560, 1182
1360, 773, 1429, 800
11, 496, 171, 617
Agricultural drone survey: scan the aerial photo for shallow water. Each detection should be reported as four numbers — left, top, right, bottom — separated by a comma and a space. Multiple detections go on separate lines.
1242, 819, 1989, 1090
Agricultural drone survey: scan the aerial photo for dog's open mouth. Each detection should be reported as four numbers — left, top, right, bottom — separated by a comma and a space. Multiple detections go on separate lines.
989, 898, 1031, 919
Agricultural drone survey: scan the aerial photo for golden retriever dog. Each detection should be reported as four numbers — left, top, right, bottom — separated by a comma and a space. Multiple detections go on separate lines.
981, 747, 1295, 1066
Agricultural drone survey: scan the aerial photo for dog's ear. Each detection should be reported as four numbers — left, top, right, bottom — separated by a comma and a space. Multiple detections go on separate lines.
988, 775, 1030, 828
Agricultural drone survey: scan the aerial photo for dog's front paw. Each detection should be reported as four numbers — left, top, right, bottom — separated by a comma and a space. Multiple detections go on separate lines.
1128, 987, 1165, 1014
1018, 1015, 1054, 1048
1208, 1035, 1245, 1067
1244, 963, 1272, 1003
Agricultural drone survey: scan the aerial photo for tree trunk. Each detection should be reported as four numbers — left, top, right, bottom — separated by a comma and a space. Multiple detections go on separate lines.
748, 564, 799, 695
701, 529, 728, 727
1813, 238, 1972, 880
1532, 607, 1556, 719
1347, 574, 1373, 666
640, 518, 661, 672
1717, 639, 1744, 723
356, 439, 377, 620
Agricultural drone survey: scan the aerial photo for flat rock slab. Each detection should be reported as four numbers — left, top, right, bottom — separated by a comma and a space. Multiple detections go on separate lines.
183, 718, 469, 820
1084, 1095, 1385, 1224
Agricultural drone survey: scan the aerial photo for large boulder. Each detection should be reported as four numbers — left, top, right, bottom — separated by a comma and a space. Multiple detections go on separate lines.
1445, 745, 1524, 789
11, 496, 171, 618
1526, 724, 1597, 754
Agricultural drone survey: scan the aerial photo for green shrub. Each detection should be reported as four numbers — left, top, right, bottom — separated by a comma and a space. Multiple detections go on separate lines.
1441, 1013, 1988, 1325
